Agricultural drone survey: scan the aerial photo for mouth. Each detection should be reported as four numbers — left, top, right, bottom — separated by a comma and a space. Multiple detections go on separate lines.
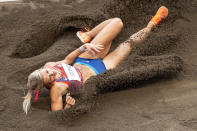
50, 75, 57, 83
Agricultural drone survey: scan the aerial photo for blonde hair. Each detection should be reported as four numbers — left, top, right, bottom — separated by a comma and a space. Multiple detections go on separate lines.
23, 69, 44, 114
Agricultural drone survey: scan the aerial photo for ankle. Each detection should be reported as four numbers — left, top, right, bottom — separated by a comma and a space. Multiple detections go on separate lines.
147, 21, 155, 30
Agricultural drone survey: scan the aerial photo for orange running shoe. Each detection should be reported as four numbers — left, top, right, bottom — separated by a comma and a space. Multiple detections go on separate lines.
76, 31, 91, 43
151, 6, 168, 26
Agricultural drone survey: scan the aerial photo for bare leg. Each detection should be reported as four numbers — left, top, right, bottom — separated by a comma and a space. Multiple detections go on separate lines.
86, 18, 114, 38
103, 21, 155, 69
126, 22, 155, 44
79, 18, 123, 59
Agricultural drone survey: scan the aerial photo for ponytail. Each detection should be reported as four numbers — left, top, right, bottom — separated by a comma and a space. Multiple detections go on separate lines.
23, 69, 43, 114
23, 89, 33, 114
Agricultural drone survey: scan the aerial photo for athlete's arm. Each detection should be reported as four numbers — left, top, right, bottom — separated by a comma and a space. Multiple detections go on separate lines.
44, 43, 103, 67
50, 83, 68, 111
62, 43, 104, 65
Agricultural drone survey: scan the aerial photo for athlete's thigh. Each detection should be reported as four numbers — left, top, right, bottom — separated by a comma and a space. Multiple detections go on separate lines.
79, 18, 123, 59
103, 42, 131, 70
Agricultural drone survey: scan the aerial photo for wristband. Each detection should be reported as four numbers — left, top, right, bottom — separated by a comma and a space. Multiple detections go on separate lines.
80, 45, 86, 52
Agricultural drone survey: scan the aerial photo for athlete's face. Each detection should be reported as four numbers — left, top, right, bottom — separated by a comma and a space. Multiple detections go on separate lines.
40, 68, 57, 86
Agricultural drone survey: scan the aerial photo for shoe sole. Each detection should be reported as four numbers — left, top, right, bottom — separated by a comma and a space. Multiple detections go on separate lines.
76, 32, 85, 43
159, 6, 168, 19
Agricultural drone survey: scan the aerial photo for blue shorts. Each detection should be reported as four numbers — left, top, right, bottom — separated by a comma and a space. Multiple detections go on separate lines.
74, 57, 107, 74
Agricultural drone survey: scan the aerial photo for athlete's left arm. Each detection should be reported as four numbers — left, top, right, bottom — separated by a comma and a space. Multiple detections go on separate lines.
64, 93, 75, 109
50, 83, 68, 111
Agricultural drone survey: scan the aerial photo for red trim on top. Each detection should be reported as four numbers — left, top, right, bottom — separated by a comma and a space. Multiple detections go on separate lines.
54, 64, 83, 89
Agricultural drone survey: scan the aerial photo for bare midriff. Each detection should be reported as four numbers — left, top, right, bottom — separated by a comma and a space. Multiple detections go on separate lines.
73, 63, 96, 83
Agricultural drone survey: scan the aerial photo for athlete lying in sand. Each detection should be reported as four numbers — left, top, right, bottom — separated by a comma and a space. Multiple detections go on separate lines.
23, 6, 168, 114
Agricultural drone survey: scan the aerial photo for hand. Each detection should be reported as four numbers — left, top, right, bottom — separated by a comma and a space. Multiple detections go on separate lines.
66, 93, 75, 106
83, 43, 104, 55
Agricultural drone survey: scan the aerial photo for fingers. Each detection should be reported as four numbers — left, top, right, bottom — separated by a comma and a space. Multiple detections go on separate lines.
92, 45, 104, 52
95, 44, 104, 49
88, 47, 96, 55
66, 93, 70, 96
66, 96, 74, 104
66, 95, 70, 102
68, 98, 75, 106
86, 44, 104, 54
66, 97, 75, 105
66, 94, 75, 106
93, 44, 104, 52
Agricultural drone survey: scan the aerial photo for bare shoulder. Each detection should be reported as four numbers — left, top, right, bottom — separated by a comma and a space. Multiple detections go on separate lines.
44, 62, 56, 68
50, 82, 69, 96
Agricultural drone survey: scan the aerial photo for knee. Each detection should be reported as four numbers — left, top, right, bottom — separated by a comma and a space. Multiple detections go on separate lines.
112, 17, 123, 29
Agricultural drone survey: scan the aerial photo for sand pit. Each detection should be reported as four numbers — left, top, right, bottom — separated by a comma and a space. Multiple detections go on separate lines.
0, 0, 197, 130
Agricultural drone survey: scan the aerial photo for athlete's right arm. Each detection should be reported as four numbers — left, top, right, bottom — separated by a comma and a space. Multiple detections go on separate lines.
44, 44, 88, 67
44, 43, 103, 67
62, 43, 104, 65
